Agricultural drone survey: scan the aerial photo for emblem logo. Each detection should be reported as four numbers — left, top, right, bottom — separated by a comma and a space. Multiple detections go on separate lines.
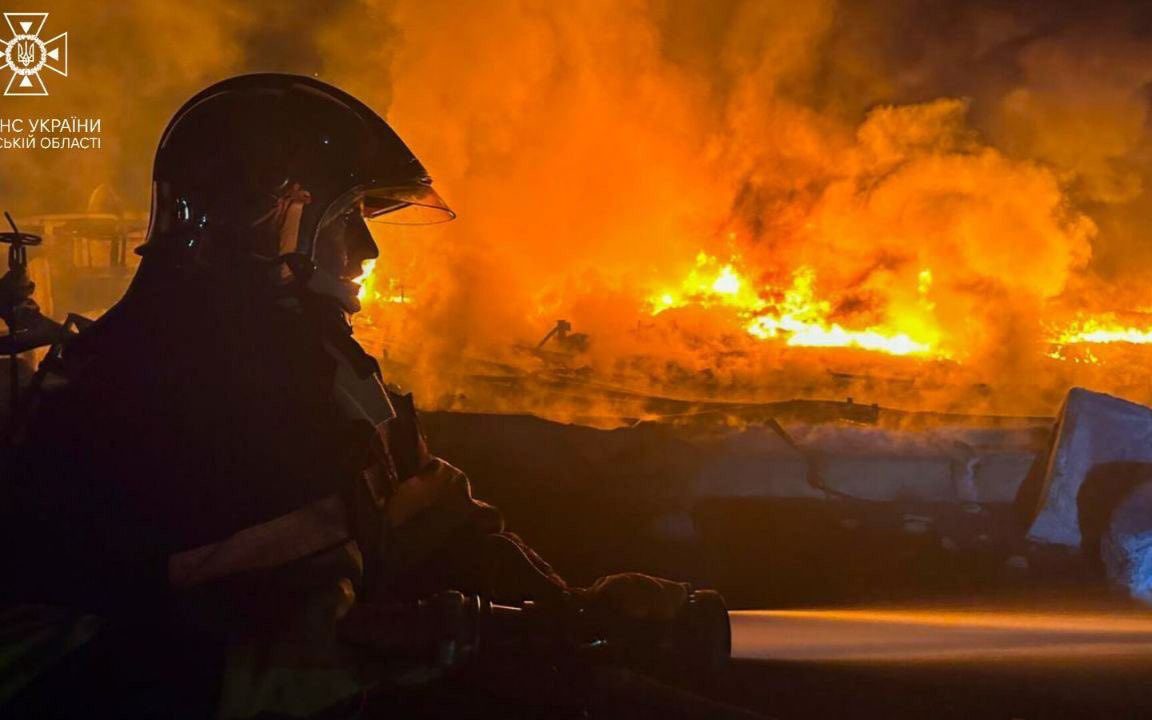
1, 12, 67, 97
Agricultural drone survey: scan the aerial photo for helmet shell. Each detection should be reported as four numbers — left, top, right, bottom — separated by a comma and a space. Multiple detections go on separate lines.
143, 73, 450, 269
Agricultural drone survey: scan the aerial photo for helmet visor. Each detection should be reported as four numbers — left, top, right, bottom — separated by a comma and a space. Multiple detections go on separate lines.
363, 183, 455, 225
310, 181, 453, 276
317, 181, 454, 234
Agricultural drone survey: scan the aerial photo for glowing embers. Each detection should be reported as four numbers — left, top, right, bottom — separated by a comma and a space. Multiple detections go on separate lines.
648, 253, 939, 357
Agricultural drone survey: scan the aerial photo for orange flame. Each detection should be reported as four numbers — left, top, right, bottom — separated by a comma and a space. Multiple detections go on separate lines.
647, 253, 940, 357
355, 259, 378, 304
1051, 315, 1152, 346
1045, 313, 1152, 365
356, 259, 410, 306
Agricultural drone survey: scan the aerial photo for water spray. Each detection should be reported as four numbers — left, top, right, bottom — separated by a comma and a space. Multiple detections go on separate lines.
730, 606, 1152, 664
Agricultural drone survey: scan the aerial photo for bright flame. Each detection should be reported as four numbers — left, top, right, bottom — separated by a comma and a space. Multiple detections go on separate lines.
1052, 315, 1152, 345
355, 259, 379, 304
356, 259, 411, 307
712, 266, 742, 295
649, 254, 938, 357
648, 253, 767, 315
1045, 313, 1152, 364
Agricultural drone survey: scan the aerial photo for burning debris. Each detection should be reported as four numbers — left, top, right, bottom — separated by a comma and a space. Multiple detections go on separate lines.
648, 253, 938, 356
535, 319, 590, 355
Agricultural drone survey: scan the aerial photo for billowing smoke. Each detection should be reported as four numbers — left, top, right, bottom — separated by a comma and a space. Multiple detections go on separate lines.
341, 0, 1116, 415
6, 0, 1152, 418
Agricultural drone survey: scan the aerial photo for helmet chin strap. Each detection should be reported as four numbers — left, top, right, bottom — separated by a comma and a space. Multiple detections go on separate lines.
268, 184, 362, 314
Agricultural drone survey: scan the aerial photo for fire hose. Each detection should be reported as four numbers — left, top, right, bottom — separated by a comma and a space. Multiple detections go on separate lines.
340, 588, 732, 689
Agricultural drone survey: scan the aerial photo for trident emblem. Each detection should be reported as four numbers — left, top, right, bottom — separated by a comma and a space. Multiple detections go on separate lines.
15, 40, 34, 67
1, 13, 68, 97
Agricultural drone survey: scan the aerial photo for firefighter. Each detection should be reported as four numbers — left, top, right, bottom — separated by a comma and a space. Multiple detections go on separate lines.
2, 74, 693, 719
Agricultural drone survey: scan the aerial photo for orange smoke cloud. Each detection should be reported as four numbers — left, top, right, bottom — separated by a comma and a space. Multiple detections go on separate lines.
334, 1, 1113, 417
8, 0, 1152, 419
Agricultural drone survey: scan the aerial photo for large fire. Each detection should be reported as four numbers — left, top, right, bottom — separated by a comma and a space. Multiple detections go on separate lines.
646, 252, 939, 357
640, 254, 1152, 363
335, 2, 1152, 418
13, 1, 1152, 418
351, 229, 1152, 421
1051, 314, 1152, 347
356, 243, 1152, 373
1045, 313, 1152, 366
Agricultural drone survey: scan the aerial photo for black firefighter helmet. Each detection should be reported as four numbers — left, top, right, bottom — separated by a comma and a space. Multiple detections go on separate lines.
138, 73, 453, 307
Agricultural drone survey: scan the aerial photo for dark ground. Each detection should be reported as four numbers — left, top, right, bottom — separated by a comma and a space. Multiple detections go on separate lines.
723, 653, 1152, 720
423, 410, 1152, 719
4, 389, 1149, 718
